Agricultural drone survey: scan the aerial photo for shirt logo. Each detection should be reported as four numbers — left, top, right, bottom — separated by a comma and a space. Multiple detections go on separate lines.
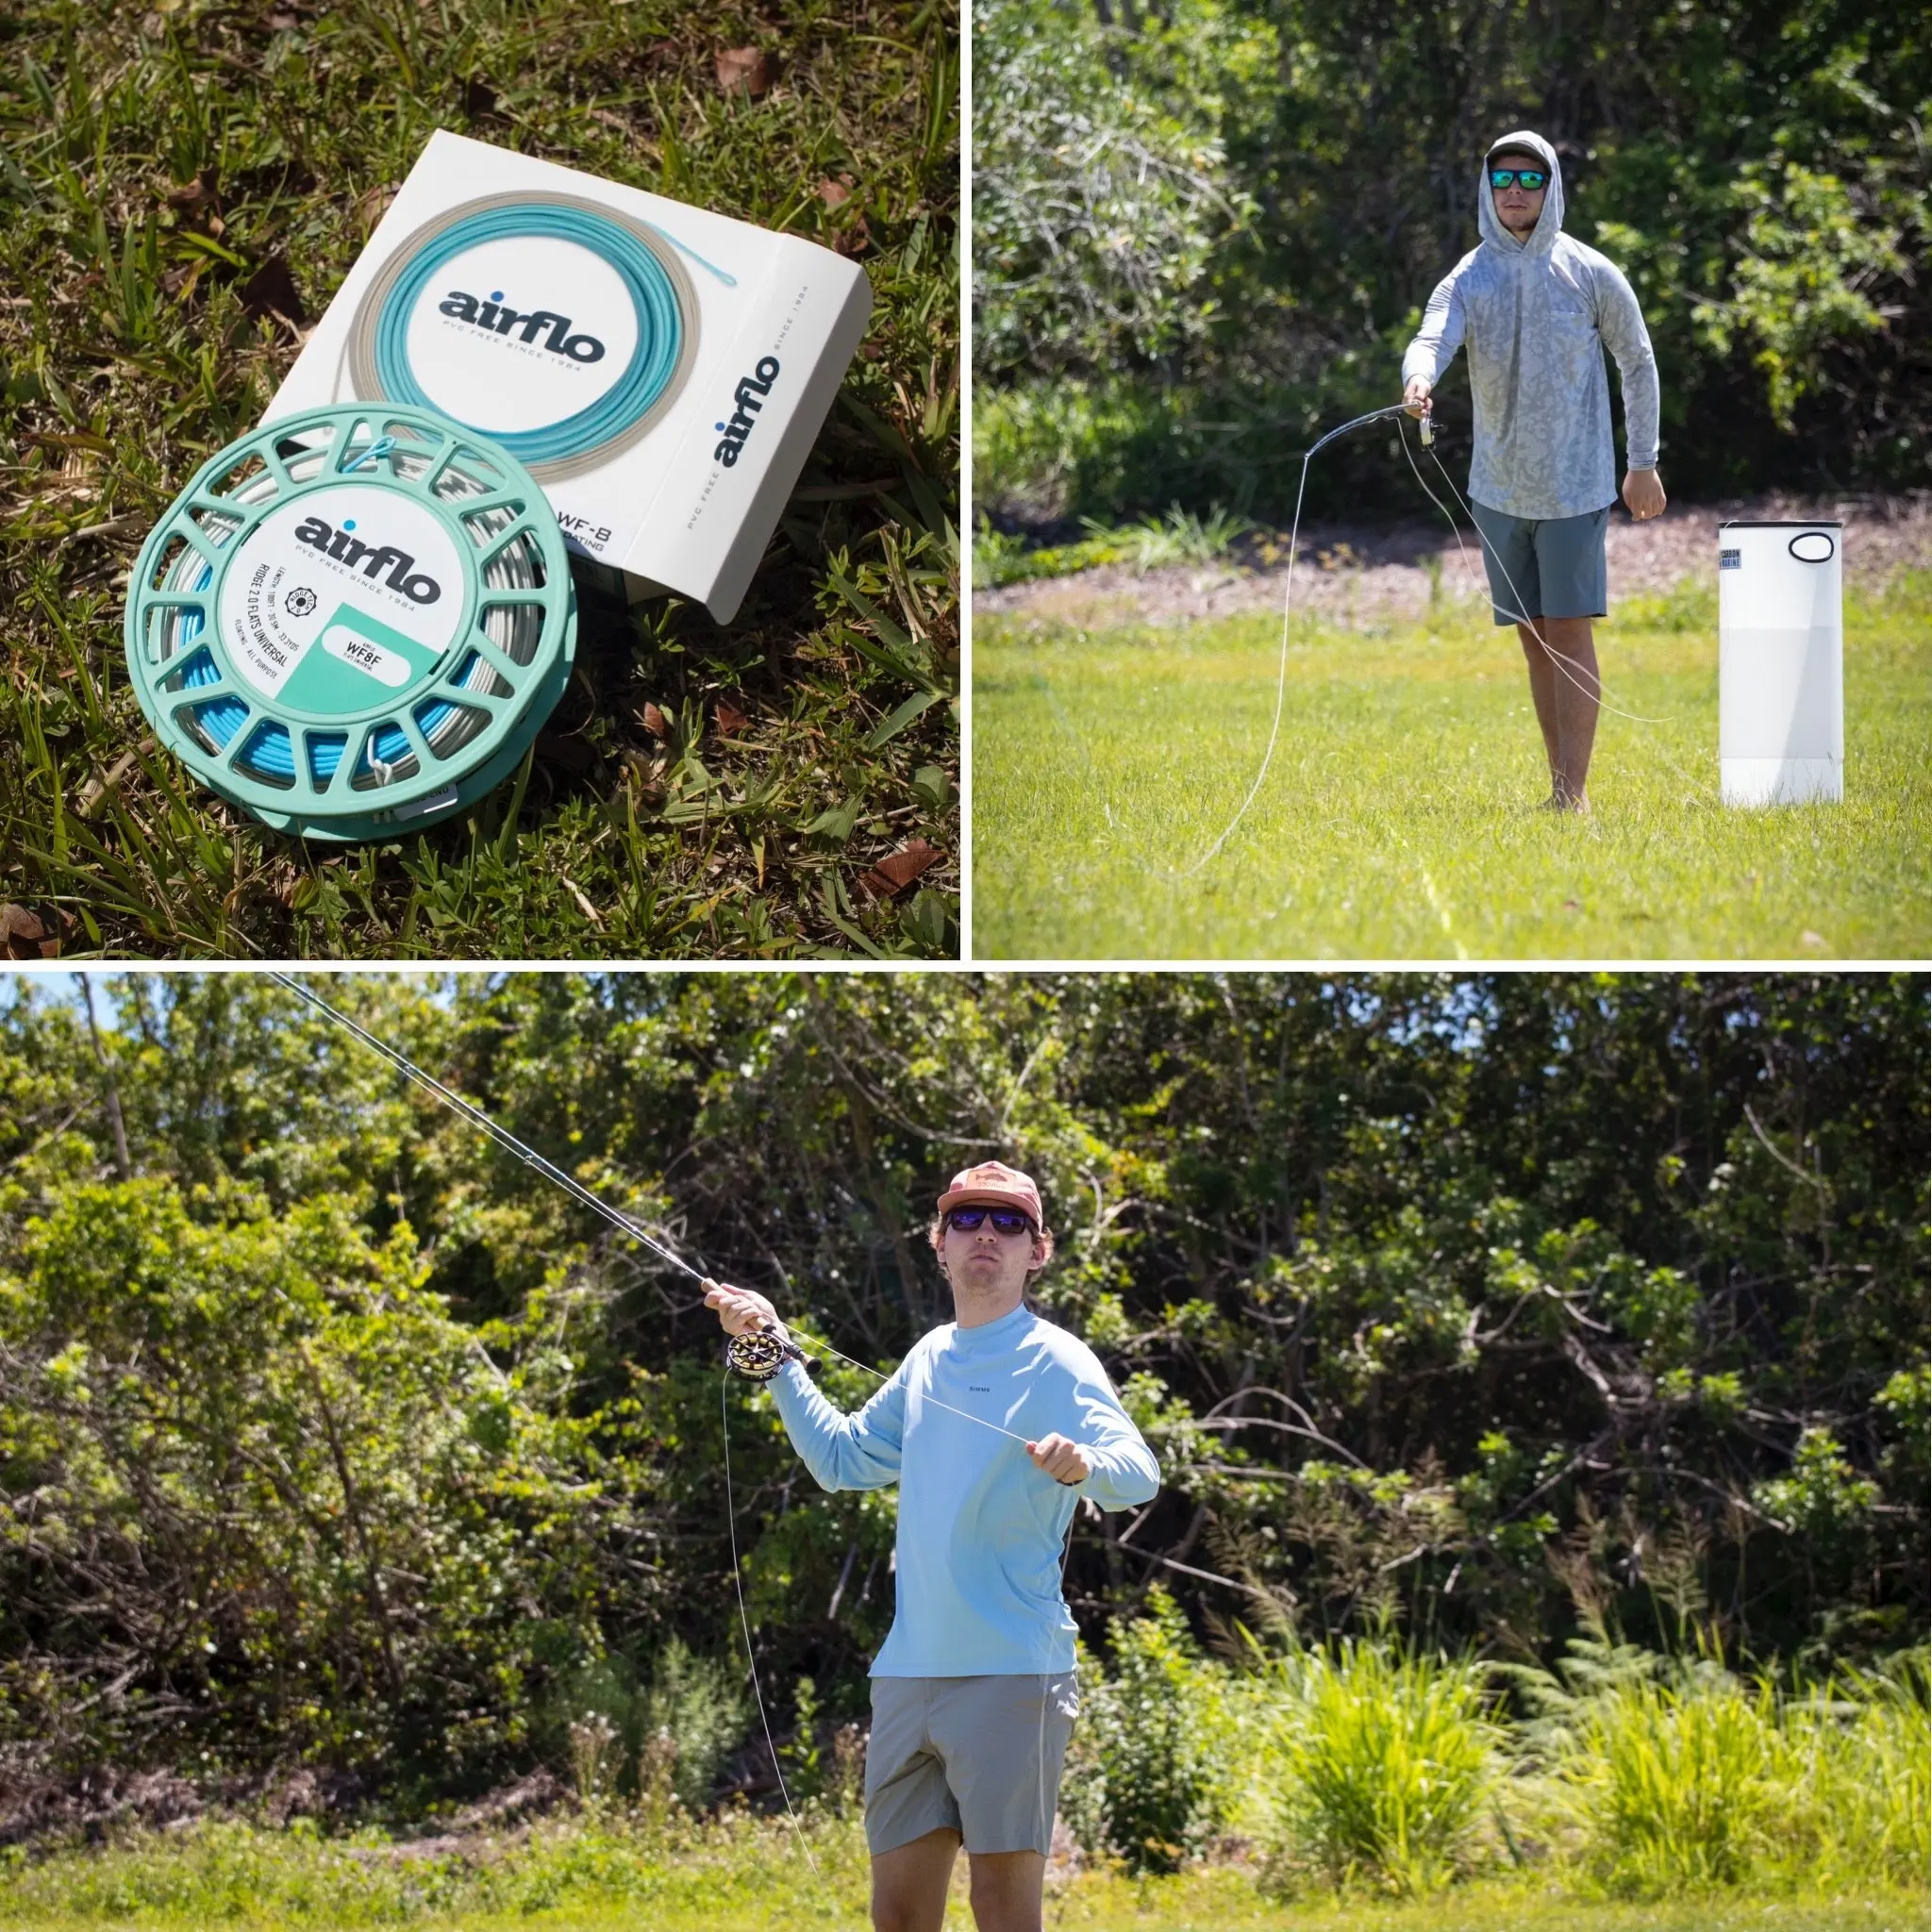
968, 1385, 991, 1394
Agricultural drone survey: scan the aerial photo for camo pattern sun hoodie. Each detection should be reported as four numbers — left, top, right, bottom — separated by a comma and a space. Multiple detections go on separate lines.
1401, 129, 1659, 522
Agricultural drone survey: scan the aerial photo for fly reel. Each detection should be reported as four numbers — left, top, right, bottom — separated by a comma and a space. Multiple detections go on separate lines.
725, 1327, 807, 1383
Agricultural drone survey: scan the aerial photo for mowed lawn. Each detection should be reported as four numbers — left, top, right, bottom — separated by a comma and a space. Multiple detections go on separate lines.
970, 576, 1932, 960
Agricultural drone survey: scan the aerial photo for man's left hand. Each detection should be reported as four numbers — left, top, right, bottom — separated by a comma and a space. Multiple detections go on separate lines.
1026, 1434, 1091, 1486
1623, 468, 1667, 520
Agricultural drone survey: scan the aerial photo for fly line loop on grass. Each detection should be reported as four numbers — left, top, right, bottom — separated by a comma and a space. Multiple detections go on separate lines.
1168, 402, 1693, 880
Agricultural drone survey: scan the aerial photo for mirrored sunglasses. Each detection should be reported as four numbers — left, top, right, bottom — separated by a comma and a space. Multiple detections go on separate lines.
946, 1205, 1034, 1235
1490, 167, 1548, 191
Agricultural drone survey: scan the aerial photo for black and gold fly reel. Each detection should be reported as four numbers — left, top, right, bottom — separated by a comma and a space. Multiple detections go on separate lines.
725, 1326, 807, 1382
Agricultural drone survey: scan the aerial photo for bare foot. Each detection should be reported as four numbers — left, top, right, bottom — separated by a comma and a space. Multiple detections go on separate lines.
1536, 792, 1591, 815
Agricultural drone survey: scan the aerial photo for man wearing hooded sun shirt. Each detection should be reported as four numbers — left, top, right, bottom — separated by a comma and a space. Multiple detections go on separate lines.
702, 1161, 1158, 1932
1403, 130, 1665, 812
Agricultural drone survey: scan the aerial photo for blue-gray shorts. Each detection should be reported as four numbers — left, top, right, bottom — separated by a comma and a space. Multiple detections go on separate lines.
865, 1672, 1079, 1857
1470, 500, 1609, 626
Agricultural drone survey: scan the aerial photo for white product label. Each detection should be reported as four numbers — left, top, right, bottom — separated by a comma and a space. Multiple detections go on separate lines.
404, 235, 641, 434
217, 484, 466, 713
320, 623, 415, 687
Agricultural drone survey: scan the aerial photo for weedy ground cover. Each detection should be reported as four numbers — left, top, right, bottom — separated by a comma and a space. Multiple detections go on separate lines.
0, 1817, 1923, 1931
0, 1645, 1923, 1928
0, 0, 958, 958
972, 570, 1930, 959
974, 504, 1254, 588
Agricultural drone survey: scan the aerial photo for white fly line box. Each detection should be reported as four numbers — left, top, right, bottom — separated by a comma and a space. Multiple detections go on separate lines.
264, 130, 873, 623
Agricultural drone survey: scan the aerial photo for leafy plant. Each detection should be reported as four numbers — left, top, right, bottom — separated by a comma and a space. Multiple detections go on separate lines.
972, 0, 1254, 379
1559, 1673, 1791, 1893
1085, 505, 1255, 573
1062, 1591, 1233, 1874
644, 1641, 750, 1815
1257, 1638, 1502, 1895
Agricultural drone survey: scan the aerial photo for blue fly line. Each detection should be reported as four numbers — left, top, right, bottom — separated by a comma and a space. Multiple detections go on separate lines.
171, 571, 420, 782
129, 404, 574, 837
369, 202, 715, 469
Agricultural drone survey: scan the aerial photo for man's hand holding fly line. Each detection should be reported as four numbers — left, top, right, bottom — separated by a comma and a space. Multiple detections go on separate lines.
705, 1161, 1158, 1932
1025, 1432, 1091, 1485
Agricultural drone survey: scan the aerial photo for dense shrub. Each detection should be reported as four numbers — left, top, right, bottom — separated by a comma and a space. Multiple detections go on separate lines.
1061, 1591, 1234, 1873
0, 973, 1923, 1814
1555, 1653, 1932, 1896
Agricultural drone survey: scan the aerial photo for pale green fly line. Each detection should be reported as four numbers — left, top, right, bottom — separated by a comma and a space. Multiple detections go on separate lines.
1083, 400, 1699, 880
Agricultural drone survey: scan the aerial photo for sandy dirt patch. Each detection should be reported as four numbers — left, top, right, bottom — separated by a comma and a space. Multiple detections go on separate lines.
975, 492, 1932, 629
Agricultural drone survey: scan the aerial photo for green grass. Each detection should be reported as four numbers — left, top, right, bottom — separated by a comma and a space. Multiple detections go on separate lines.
0, 1817, 1923, 1932
0, 0, 958, 958
971, 573, 1932, 959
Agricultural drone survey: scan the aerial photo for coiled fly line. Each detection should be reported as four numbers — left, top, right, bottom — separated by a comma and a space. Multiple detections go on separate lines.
344, 193, 731, 482
270, 974, 1055, 1884
126, 406, 576, 841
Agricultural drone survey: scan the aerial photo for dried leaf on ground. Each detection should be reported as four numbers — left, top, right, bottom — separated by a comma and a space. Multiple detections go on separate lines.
833, 216, 874, 258
714, 46, 775, 95
2, 905, 58, 959
167, 167, 223, 235
858, 840, 942, 900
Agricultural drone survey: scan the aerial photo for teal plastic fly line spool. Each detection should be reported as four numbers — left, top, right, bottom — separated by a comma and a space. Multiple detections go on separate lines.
125, 403, 576, 842
343, 192, 725, 484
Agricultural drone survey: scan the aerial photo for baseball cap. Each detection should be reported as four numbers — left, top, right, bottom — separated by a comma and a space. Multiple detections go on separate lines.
937, 1160, 1044, 1225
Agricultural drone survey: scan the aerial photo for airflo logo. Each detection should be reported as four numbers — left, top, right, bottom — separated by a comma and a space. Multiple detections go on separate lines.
292, 514, 442, 605
714, 357, 782, 467
438, 289, 607, 364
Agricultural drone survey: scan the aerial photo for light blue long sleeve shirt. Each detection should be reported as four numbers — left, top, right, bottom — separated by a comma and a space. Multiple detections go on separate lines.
768, 1302, 1160, 1675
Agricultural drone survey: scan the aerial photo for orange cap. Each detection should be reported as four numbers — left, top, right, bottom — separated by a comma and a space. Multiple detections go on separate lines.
937, 1160, 1043, 1225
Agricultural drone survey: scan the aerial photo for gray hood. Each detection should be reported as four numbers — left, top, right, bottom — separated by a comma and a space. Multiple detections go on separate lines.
1477, 128, 1563, 258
